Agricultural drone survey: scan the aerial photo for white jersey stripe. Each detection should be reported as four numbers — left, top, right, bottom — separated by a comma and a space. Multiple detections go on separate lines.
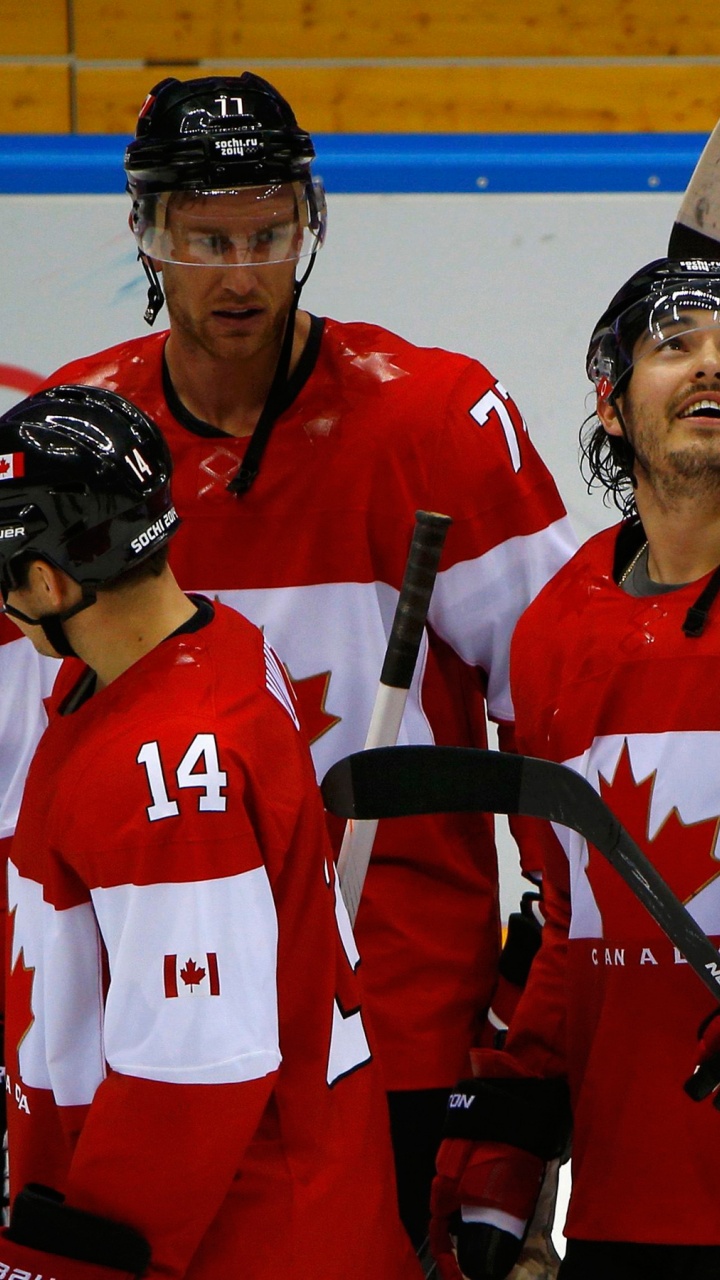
264, 639, 300, 730
9, 861, 282, 1096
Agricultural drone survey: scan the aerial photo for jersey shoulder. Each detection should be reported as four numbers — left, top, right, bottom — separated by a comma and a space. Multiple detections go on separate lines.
38, 606, 303, 873
319, 315, 496, 391
510, 523, 620, 750
316, 315, 530, 474
38, 331, 167, 395
515, 523, 619, 635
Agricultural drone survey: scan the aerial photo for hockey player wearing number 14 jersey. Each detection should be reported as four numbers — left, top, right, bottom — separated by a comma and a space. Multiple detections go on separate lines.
0, 386, 421, 1280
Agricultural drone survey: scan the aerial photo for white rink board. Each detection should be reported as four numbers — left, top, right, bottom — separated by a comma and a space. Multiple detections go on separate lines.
0, 189, 678, 923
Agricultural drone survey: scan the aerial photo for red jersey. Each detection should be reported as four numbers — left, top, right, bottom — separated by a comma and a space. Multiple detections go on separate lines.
6, 602, 421, 1279
491, 523, 720, 1244
39, 316, 575, 1088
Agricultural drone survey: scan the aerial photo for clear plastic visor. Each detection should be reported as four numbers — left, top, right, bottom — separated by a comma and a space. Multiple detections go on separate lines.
591, 283, 720, 390
131, 180, 325, 267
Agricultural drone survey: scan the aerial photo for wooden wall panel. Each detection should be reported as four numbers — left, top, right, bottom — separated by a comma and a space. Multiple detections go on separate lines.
0, 0, 68, 56
0, 67, 70, 131
72, 0, 720, 61
75, 64, 720, 135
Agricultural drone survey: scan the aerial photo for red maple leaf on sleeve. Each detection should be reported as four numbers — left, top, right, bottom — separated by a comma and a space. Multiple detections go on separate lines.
180, 958, 206, 990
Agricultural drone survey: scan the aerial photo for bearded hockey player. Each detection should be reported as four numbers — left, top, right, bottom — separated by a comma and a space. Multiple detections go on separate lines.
429, 259, 720, 1280
0, 384, 422, 1280
30, 72, 575, 1246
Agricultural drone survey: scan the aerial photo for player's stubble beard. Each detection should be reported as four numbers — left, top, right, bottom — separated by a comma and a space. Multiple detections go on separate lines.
162, 265, 291, 366
623, 382, 720, 506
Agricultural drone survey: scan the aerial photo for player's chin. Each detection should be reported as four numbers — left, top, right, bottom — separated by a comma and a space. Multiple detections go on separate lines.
666, 443, 720, 483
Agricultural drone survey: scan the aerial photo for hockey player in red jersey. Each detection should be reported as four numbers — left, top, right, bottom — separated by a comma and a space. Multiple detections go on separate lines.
0, 383, 422, 1280
23, 73, 577, 1246
429, 258, 720, 1280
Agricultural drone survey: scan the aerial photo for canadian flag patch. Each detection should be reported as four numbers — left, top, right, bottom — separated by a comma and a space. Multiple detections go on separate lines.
0, 453, 24, 480
164, 952, 220, 997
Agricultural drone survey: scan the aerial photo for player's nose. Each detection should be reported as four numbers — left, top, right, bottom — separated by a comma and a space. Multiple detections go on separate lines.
693, 329, 720, 379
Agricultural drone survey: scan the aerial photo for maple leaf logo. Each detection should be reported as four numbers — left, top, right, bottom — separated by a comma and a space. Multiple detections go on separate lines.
208, 611, 341, 747
0, 459, 9, 475
586, 740, 720, 939
180, 958, 206, 990
286, 669, 341, 744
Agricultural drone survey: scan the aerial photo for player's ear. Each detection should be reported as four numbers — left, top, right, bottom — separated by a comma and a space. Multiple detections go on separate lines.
27, 559, 77, 610
596, 390, 624, 438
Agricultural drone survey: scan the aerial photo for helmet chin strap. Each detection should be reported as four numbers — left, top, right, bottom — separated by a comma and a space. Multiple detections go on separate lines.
140, 253, 165, 327
227, 247, 319, 497
2, 589, 97, 658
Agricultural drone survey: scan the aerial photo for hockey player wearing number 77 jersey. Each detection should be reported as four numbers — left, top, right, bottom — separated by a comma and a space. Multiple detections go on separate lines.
34, 71, 576, 1251
0, 384, 422, 1280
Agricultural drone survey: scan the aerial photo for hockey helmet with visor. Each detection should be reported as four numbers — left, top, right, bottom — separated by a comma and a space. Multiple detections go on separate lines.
125, 75, 326, 298
587, 257, 720, 402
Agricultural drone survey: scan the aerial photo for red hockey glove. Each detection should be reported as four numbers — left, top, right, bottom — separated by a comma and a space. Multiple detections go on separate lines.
2, 1183, 150, 1279
429, 1077, 571, 1280
684, 1006, 720, 1106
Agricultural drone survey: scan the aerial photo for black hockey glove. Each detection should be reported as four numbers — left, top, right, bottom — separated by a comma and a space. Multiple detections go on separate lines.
684, 1006, 720, 1106
1, 1183, 150, 1279
429, 1075, 571, 1280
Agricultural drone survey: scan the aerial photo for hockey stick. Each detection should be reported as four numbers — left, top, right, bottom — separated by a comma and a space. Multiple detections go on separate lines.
336, 511, 452, 924
323, 746, 720, 1006
668, 117, 720, 258
416, 1236, 438, 1279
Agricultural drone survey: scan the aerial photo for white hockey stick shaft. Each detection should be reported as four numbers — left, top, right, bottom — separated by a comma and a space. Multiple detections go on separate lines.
337, 511, 452, 924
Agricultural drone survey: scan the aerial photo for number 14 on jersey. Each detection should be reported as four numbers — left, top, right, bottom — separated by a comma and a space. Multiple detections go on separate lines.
137, 734, 228, 821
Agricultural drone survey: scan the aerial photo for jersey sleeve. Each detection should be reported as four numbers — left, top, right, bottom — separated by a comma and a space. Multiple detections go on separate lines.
469, 584, 575, 1078
472, 828, 572, 1080
423, 360, 576, 727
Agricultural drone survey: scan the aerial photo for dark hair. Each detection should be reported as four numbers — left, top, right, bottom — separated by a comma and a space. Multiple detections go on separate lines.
101, 545, 170, 591
7, 545, 169, 595
579, 410, 637, 518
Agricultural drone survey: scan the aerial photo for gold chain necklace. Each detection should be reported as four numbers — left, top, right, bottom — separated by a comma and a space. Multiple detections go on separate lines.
619, 540, 649, 587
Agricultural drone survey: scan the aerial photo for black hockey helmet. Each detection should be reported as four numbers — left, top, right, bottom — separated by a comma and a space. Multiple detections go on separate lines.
124, 73, 317, 194
586, 257, 720, 401
124, 74, 327, 326
0, 383, 179, 600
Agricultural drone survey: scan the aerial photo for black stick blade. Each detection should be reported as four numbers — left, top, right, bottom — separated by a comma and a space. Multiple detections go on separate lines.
322, 745, 720, 1009
321, 746, 524, 819
668, 119, 720, 260
668, 223, 720, 261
